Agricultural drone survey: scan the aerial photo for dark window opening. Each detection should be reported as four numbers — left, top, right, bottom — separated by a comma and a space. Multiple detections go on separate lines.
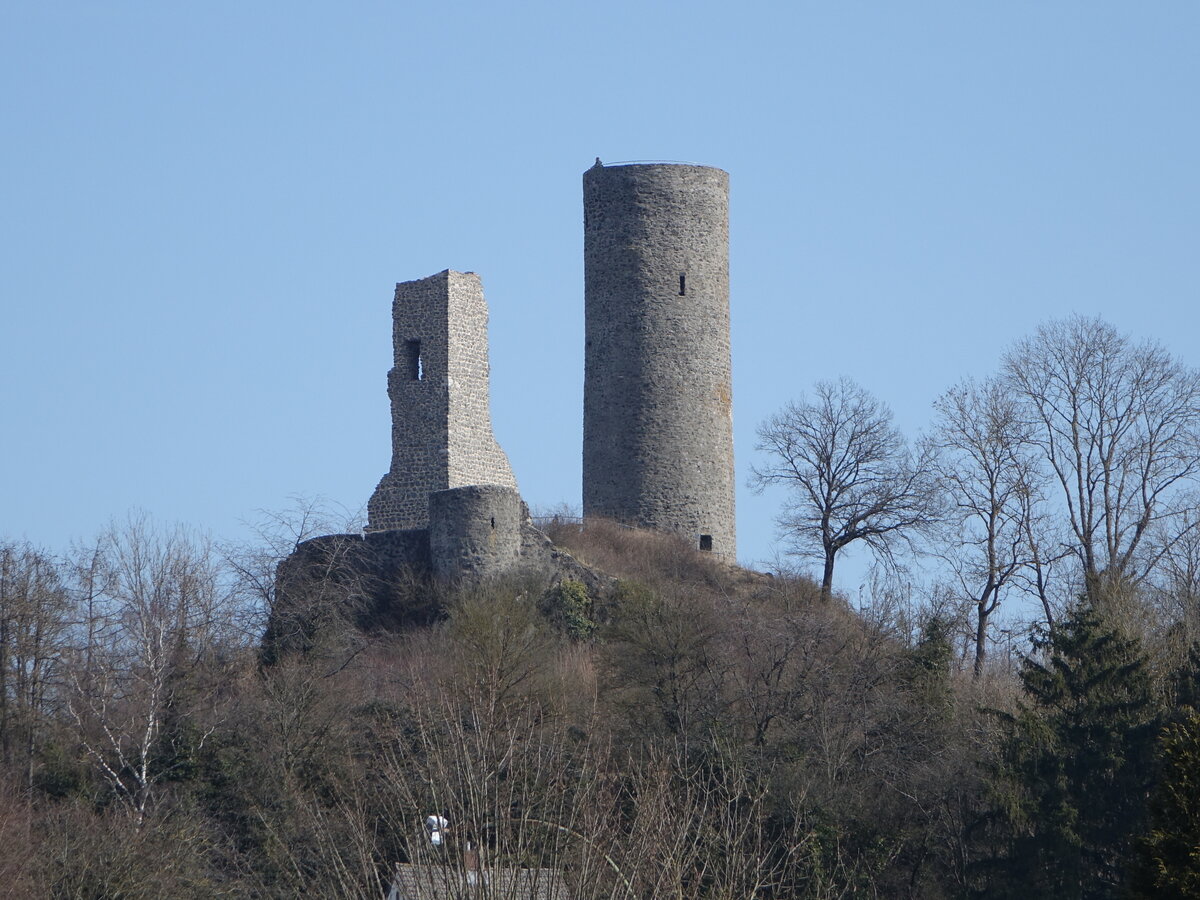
405, 340, 423, 380
699, 534, 713, 552
679, 274, 686, 296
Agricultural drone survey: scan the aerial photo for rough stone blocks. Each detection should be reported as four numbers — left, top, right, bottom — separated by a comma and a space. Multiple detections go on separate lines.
430, 484, 523, 581
366, 270, 518, 532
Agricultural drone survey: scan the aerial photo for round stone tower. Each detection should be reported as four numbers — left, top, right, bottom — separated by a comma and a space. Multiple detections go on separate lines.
429, 484, 523, 582
583, 161, 735, 557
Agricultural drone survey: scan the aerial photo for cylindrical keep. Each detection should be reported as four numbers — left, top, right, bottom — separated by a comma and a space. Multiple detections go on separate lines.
583, 162, 735, 557
429, 484, 523, 581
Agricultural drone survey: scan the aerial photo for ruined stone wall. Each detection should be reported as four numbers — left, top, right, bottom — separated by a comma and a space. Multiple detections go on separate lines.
366, 270, 517, 532
445, 274, 519, 490
265, 528, 435, 659
582, 162, 736, 557
269, 497, 614, 656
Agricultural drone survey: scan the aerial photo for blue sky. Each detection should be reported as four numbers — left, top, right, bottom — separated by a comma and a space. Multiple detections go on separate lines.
3, 2, 1198, 597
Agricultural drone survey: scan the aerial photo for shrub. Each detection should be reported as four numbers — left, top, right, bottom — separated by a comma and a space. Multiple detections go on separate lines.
544, 579, 596, 641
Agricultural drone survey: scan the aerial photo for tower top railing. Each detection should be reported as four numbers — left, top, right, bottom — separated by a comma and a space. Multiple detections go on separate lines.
599, 159, 710, 167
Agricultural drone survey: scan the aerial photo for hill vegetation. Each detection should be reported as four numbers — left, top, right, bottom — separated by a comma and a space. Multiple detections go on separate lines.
6, 315, 1200, 897
1, 508, 1198, 898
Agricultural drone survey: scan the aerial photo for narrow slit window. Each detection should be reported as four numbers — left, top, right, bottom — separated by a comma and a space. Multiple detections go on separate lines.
679, 274, 686, 296
699, 534, 713, 552
405, 340, 423, 380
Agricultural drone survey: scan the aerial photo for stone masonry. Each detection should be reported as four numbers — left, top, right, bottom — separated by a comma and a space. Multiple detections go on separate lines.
429, 484, 524, 581
583, 161, 736, 557
366, 270, 518, 532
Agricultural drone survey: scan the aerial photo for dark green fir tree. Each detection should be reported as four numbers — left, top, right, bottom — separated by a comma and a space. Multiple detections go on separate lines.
1131, 643, 1200, 898
1133, 709, 1200, 898
977, 602, 1158, 899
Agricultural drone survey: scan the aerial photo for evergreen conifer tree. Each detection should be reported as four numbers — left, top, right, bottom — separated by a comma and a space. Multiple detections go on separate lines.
981, 602, 1157, 898
1133, 710, 1200, 898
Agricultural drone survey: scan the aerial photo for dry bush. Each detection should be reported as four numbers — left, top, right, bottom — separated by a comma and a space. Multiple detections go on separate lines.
542, 641, 599, 723
547, 518, 745, 596
366, 629, 815, 900
0, 778, 42, 896
36, 802, 235, 899
546, 517, 834, 624
752, 561, 829, 611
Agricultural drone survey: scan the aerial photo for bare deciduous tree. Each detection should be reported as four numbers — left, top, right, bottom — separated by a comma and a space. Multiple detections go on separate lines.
0, 542, 72, 791
1003, 316, 1200, 604
753, 378, 941, 602
223, 494, 367, 659
65, 514, 236, 826
932, 379, 1048, 675
1141, 503, 1200, 668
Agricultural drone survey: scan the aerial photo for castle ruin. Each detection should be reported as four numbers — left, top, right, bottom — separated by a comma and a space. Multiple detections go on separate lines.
274, 159, 735, 621
366, 160, 737, 569
366, 270, 518, 532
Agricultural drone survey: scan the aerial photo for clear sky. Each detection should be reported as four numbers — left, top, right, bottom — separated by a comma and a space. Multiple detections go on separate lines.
3, 2, 1198, 598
